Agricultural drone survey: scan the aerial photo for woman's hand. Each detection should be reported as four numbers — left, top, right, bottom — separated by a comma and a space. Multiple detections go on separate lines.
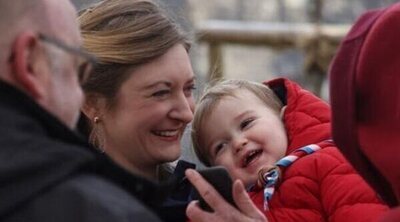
185, 169, 268, 222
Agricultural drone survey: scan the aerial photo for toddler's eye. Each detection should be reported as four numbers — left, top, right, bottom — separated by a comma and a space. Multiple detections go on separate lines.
240, 118, 254, 129
214, 142, 227, 155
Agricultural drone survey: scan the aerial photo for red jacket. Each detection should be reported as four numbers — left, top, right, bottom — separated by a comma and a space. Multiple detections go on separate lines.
248, 78, 388, 222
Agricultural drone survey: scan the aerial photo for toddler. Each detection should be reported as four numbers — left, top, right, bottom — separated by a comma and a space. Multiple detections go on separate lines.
191, 78, 387, 222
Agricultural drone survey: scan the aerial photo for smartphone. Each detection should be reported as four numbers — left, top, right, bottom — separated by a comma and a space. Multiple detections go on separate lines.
192, 166, 237, 212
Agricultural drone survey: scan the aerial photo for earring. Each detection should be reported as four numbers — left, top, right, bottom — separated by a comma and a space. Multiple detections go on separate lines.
94, 116, 100, 123
89, 116, 105, 153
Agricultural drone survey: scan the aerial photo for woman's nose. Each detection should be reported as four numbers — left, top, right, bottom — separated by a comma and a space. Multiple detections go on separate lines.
169, 93, 194, 123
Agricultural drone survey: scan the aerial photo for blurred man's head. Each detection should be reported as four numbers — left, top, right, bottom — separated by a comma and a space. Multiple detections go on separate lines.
0, 0, 91, 129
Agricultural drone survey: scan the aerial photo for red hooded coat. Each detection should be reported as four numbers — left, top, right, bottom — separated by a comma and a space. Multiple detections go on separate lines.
330, 2, 400, 222
248, 78, 388, 222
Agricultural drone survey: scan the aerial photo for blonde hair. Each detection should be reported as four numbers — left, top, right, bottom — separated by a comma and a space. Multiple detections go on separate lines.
191, 79, 283, 166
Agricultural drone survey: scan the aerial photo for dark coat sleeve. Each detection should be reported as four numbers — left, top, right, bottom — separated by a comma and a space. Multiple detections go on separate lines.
5, 175, 162, 222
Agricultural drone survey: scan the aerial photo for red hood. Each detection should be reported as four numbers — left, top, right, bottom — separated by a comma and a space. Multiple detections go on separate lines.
329, 3, 400, 206
263, 78, 331, 154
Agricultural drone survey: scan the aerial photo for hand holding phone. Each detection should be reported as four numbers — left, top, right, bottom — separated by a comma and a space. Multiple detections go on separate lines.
185, 169, 268, 222
192, 166, 237, 212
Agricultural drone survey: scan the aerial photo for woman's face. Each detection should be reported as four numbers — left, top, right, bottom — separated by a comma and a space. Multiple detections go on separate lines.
100, 44, 195, 178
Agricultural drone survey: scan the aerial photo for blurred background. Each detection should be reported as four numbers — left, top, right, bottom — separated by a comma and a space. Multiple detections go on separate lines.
72, 0, 397, 166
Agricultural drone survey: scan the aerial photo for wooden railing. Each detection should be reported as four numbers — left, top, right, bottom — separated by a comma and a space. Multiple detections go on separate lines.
196, 20, 351, 96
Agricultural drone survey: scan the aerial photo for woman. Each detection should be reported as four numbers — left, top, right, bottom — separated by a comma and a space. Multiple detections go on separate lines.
78, 0, 195, 221
78, 1, 268, 222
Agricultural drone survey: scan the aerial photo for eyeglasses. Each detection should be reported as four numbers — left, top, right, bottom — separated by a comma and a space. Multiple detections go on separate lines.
38, 33, 97, 84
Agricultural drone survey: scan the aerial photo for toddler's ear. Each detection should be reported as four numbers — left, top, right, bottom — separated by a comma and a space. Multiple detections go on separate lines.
280, 106, 287, 119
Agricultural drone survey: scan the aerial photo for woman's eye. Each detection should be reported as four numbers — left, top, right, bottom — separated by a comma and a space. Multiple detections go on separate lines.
184, 84, 196, 97
240, 118, 254, 129
152, 90, 170, 98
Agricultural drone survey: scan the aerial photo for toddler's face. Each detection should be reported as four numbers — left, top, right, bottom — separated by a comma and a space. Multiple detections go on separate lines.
201, 89, 288, 187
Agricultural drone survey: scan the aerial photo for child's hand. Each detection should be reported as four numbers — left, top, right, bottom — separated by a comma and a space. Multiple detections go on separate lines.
185, 169, 268, 222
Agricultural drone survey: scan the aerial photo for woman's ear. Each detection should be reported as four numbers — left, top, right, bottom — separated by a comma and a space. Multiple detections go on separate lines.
10, 32, 48, 99
280, 105, 287, 119
81, 93, 106, 121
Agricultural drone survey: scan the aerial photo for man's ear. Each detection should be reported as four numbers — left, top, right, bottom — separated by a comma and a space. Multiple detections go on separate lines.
10, 32, 48, 99
81, 93, 106, 121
